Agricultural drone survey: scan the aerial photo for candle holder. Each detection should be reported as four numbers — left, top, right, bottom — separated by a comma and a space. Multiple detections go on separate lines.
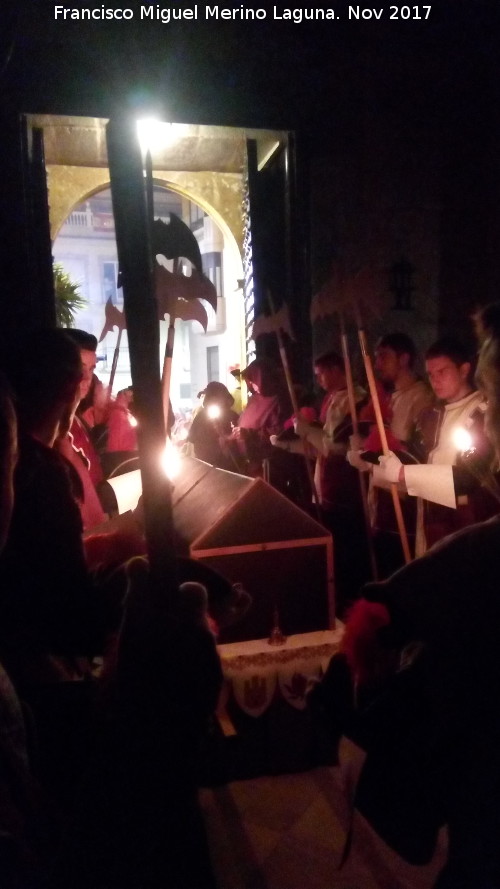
268, 606, 287, 646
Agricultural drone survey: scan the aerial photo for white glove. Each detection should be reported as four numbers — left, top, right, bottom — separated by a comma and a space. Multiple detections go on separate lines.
377, 451, 404, 484
270, 435, 289, 451
346, 449, 371, 472
293, 417, 310, 439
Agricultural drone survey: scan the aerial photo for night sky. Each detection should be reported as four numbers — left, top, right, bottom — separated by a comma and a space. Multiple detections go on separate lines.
1, 1, 498, 132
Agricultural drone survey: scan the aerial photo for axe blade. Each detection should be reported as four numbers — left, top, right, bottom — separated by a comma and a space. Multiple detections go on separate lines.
152, 214, 203, 273
98, 298, 126, 341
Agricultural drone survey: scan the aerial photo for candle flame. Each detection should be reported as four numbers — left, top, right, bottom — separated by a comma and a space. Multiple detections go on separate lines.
206, 404, 221, 420
453, 426, 473, 453
160, 438, 181, 479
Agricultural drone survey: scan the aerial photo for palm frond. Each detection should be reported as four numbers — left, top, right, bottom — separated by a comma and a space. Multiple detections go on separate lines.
53, 263, 87, 328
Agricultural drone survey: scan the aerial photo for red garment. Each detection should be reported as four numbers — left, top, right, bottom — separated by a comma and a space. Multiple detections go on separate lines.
363, 425, 403, 455
240, 358, 283, 398
358, 382, 393, 426
358, 383, 403, 457
71, 415, 103, 486
283, 405, 317, 430
238, 393, 284, 435
84, 528, 147, 572
57, 433, 106, 531
106, 405, 138, 453
316, 387, 366, 510
238, 359, 291, 476
239, 359, 291, 436
341, 599, 391, 685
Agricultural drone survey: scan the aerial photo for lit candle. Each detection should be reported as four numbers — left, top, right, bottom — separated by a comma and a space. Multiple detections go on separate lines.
206, 403, 221, 421
452, 426, 474, 454
160, 438, 181, 480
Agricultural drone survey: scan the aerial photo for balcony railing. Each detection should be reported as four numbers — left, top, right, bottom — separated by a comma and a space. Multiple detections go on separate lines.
61, 202, 114, 235
62, 206, 174, 236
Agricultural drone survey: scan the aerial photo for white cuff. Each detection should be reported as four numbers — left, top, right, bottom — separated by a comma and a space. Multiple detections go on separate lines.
404, 463, 456, 509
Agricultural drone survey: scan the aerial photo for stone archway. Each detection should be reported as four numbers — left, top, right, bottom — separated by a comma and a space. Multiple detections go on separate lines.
48, 165, 245, 254
51, 175, 246, 408
36, 113, 288, 404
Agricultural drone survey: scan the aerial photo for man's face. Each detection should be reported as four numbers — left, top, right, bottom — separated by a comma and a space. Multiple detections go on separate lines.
374, 347, 401, 385
426, 355, 471, 402
79, 348, 97, 401
314, 364, 343, 392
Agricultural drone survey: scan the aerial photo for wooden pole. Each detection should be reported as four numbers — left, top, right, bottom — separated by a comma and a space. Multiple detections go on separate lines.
160, 256, 181, 433
106, 118, 179, 605
339, 314, 378, 579
267, 291, 322, 519
107, 326, 123, 399
357, 325, 411, 564
145, 148, 175, 432
145, 149, 154, 227
161, 318, 176, 430
144, 149, 177, 432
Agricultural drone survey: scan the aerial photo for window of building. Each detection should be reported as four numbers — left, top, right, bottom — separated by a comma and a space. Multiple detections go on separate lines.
206, 345, 219, 382
102, 260, 120, 304
190, 202, 206, 230
202, 251, 223, 298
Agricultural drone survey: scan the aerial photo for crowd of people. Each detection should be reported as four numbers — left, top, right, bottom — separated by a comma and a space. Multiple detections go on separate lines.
308, 308, 500, 888
0, 328, 239, 887
1, 303, 500, 886
266, 327, 498, 618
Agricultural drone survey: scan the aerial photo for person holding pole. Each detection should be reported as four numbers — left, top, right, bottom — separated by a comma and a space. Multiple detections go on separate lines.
54, 329, 108, 531
344, 304, 500, 888
252, 298, 322, 512
347, 332, 432, 576
311, 265, 416, 575
374, 336, 499, 555
64, 329, 106, 486
232, 357, 291, 479
373, 332, 432, 443
188, 381, 241, 472
278, 351, 371, 615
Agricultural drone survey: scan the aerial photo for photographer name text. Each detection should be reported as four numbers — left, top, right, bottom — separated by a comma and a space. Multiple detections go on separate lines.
54, 5, 432, 24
